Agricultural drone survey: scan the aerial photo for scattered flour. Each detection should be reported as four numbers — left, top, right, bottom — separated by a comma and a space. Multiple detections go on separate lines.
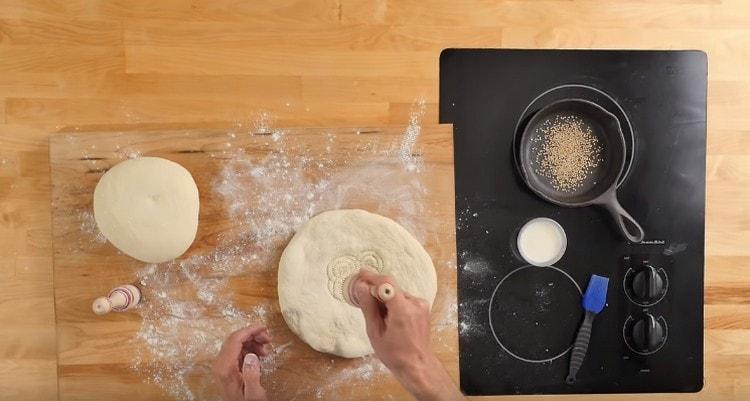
92, 102, 457, 401
399, 98, 426, 173
435, 296, 458, 332
312, 357, 390, 399
77, 209, 107, 245
455, 203, 480, 231
116, 146, 143, 160
460, 250, 492, 278
458, 298, 489, 339
253, 111, 276, 134
132, 258, 271, 401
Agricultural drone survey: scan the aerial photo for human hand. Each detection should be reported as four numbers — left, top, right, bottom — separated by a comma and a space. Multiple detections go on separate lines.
355, 271, 465, 401
212, 325, 272, 401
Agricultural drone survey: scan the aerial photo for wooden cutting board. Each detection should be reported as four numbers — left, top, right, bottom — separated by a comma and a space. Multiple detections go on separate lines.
49, 124, 457, 401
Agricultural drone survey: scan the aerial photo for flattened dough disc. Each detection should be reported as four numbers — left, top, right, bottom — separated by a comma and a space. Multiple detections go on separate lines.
278, 209, 437, 358
93, 157, 199, 263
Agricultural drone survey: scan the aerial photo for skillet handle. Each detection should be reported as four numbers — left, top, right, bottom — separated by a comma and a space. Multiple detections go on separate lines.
602, 192, 645, 243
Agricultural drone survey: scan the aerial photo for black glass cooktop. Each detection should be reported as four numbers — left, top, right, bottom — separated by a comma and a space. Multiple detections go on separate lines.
439, 49, 706, 395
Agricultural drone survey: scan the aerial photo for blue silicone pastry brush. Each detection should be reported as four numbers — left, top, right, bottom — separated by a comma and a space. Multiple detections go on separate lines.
566, 274, 610, 384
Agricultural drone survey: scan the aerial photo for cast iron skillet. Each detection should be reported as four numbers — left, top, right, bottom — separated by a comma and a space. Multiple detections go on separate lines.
517, 98, 645, 243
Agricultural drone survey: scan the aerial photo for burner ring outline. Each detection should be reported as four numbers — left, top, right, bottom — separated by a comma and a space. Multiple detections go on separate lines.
487, 264, 583, 364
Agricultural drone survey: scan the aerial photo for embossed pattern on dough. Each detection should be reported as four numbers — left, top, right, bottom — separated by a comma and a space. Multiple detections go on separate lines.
326, 251, 384, 302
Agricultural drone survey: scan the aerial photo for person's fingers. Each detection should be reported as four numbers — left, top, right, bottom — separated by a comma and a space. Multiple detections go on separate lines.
241, 353, 267, 401
357, 271, 397, 290
401, 293, 429, 307
245, 331, 272, 356
355, 271, 407, 305
357, 284, 385, 338
220, 325, 267, 361
228, 326, 267, 345
253, 331, 272, 344
218, 325, 267, 373
218, 379, 244, 401
256, 343, 272, 357
377, 283, 410, 316
212, 358, 244, 401
413, 297, 431, 312
244, 340, 272, 357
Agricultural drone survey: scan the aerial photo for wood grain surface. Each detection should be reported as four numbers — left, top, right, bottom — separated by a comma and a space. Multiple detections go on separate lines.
49, 125, 456, 401
1, 0, 749, 400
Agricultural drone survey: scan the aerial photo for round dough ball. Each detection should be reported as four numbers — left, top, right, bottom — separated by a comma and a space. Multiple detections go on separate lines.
278, 209, 437, 358
94, 157, 199, 263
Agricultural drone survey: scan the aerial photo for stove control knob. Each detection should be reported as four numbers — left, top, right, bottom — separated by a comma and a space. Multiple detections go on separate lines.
632, 265, 665, 304
630, 314, 666, 354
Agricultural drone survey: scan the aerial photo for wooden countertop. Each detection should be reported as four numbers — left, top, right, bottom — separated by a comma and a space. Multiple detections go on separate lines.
1, 1, 749, 400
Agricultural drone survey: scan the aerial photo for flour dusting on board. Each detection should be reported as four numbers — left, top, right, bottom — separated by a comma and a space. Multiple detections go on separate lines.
400, 98, 426, 173
313, 357, 390, 399
121, 102, 456, 401
77, 209, 107, 245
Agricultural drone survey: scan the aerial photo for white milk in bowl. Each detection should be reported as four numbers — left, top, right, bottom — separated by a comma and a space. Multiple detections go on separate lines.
517, 217, 567, 267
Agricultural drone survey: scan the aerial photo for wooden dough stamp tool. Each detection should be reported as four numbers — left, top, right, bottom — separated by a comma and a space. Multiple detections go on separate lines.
327, 251, 393, 306
92, 284, 142, 315
342, 271, 396, 307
